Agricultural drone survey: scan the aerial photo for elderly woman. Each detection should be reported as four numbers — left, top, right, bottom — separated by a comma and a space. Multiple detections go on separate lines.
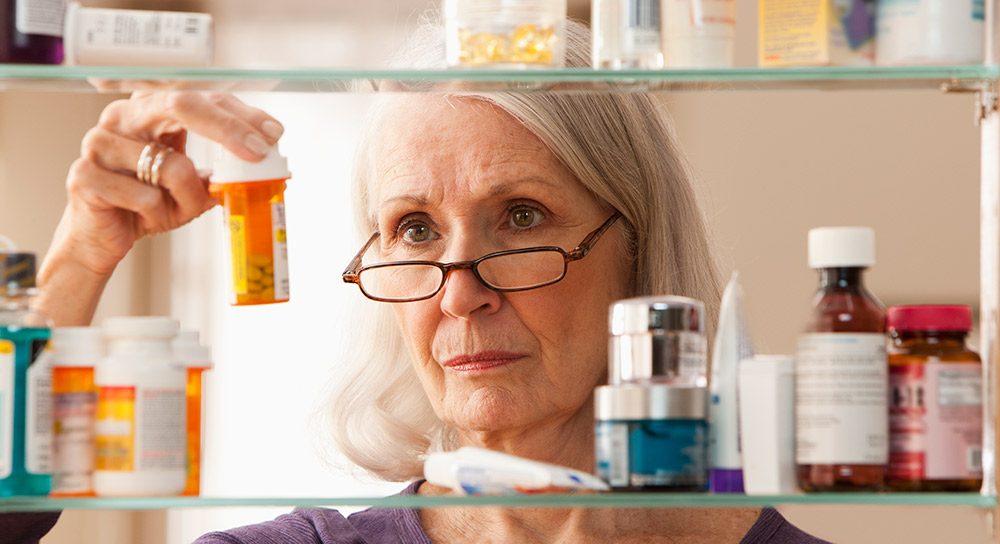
26, 20, 827, 544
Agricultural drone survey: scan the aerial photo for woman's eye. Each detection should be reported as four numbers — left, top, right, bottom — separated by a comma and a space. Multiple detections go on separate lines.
510, 208, 541, 228
402, 222, 433, 243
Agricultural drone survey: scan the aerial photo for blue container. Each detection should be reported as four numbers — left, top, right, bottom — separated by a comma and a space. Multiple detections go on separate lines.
595, 384, 709, 491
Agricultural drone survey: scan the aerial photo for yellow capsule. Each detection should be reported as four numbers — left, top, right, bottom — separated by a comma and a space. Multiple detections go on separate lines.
247, 281, 263, 294
248, 265, 264, 282
260, 287, 275, 301
261, 274, 274, 287
249, 254, 272, 268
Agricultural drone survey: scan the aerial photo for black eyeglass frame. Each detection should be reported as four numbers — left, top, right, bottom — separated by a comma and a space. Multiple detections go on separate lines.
342, 212, 622, 303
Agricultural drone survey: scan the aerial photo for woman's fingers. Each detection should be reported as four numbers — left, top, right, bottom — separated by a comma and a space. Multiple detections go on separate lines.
80, 126, 215, 220
98, 91, 283, 161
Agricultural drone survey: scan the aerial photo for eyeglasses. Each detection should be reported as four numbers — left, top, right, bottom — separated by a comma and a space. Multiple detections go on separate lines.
342, 212, 622, 303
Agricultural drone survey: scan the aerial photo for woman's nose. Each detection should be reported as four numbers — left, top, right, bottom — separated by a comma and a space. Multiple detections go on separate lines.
438, 266, 501, 318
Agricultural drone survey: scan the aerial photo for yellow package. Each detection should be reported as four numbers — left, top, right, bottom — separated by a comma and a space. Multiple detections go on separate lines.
759, 0, 875, 67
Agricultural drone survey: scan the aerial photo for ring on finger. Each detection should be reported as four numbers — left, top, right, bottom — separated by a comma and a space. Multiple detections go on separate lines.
136, 142, 171, 185
150, 146, 173, 187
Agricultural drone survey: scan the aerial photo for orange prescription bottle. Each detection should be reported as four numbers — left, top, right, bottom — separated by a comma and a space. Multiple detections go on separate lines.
209, 145, 291, 306
50, 327, 104, 497
172, 330, 212, 496
886, 305, 982, 492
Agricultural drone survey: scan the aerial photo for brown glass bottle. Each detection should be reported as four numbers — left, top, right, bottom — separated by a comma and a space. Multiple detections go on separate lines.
796, 227, 887, 492
886, 305, 982, 492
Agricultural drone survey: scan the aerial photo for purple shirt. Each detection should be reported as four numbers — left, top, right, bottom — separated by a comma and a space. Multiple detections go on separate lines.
194, 482, 832, 544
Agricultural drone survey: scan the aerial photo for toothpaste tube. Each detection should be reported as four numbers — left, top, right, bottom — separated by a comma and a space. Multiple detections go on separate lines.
423, 447, 610, 495
709, 271, 754, 492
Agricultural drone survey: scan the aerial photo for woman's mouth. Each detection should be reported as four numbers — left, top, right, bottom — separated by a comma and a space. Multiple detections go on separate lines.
442, 351, 526, 372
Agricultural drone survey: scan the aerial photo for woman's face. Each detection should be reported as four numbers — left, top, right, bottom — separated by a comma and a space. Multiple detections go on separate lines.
374, 96, 631, 436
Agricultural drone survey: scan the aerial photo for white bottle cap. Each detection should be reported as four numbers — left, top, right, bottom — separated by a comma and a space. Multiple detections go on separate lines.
102, 316, 179, 340
209, 144, 291, 184
172, 330, 213, 369
51, 326, 105, 367
807, 226, 875, 269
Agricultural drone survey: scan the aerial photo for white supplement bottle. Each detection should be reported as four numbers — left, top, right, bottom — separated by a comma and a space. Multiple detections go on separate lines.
94, 317, 186, 497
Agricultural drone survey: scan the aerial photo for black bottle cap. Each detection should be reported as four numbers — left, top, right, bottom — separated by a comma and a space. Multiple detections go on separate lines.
0, 252, 37, 294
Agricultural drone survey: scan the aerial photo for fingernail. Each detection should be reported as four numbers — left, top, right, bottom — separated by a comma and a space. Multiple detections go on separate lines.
244, 133, 270, 157
261, 120, 284, 140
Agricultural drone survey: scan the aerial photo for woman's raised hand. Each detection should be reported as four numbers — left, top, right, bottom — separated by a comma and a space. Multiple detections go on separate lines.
36, 91, 283, 325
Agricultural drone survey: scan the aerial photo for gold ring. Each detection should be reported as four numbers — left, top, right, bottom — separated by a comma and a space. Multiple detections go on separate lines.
137, 142, 171, 185
149, 146, 173, 187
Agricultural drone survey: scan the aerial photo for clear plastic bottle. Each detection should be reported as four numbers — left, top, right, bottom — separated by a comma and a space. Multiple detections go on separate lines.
443, 0, 567, 68
0, 0, 65, 64
0, 251, 53, 497
796, 227, 887, 491
592, 0, 663, 69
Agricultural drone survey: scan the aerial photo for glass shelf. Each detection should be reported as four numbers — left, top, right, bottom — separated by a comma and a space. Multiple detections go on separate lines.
0, 64, 996, 94
1, 492, 995, 512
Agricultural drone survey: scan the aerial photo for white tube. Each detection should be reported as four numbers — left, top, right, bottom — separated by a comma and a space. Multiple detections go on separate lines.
709, 271, 753, 492
424, 447, 609, 495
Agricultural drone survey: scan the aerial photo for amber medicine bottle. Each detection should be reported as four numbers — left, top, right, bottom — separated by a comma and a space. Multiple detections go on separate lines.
886, 305, 982, 491
209, 145, 291, 306
796, 227, 887, 491
172, 330, 212, 496
50, 326, 103, 497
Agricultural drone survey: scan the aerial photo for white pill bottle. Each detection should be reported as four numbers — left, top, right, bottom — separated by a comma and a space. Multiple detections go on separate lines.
876, 0, 985, 65
93, 317, 186, 497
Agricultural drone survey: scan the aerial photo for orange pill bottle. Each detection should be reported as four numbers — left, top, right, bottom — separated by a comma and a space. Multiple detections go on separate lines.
209, 145, 291, 306
50, 326, 103, 497
172, 330, 212, 496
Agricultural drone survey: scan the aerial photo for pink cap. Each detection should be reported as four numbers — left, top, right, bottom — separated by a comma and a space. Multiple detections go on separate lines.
886, 305, 973, 332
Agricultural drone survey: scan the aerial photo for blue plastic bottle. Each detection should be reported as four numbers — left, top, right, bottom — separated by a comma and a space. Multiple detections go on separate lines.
0, 252, 53, 497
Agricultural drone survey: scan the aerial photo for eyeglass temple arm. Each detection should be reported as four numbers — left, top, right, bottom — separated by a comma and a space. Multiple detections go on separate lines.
342, 232, 381, 283
566, 212, 622, 260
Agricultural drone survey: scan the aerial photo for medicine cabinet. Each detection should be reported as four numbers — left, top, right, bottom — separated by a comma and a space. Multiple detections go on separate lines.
1, 1, 999, 543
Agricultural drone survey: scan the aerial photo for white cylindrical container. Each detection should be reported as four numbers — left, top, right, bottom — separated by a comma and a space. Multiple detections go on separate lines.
50, 327, 104, 496
662, 0, 735, 68
94, 317, 185, 497
738, 355, 797, 495
63, 2, 213, 67
444, 0, 567, 68
875, 0, 984, 66
592, 0, 663, 69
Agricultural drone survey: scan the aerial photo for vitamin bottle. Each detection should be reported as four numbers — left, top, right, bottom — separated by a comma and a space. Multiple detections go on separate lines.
796, 227, 887, 491
443, 0, 567, 68
886, 305, 982, 492
0, 251, 53, 497
0, 0, 65, 64
172, 330, 212, 496
50, 326, 103, 497
94, 317, 185, 497
209, 145, 291, 306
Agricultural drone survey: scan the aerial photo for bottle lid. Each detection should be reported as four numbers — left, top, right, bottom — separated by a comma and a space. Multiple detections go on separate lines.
51, 326, 105, 367
172, 330, 213, 368
594, 384, 708, 421
0, 252, 37, 294
887, 305, 973, 333
609, 296, 705, 336
807, 226, 875, 269
103, 316, 179, 340
209, 144, 291, 184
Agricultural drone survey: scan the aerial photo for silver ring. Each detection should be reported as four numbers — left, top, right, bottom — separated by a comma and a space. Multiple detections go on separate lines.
150, 146, 172, 187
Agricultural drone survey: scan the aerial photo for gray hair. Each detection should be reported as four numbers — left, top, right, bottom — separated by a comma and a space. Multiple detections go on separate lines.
323, 17, 722, 482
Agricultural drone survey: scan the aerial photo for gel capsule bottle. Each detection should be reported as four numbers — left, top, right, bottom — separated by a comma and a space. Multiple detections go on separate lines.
0, 251, 53, 497
209, 145, 291, 306
795, 227, 887, 491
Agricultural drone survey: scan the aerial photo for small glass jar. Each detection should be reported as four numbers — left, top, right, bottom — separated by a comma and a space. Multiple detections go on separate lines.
886, 305, 983, 492
594, 384, 709, 491
443, 0, 566, 68
608, 296, 707, 386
